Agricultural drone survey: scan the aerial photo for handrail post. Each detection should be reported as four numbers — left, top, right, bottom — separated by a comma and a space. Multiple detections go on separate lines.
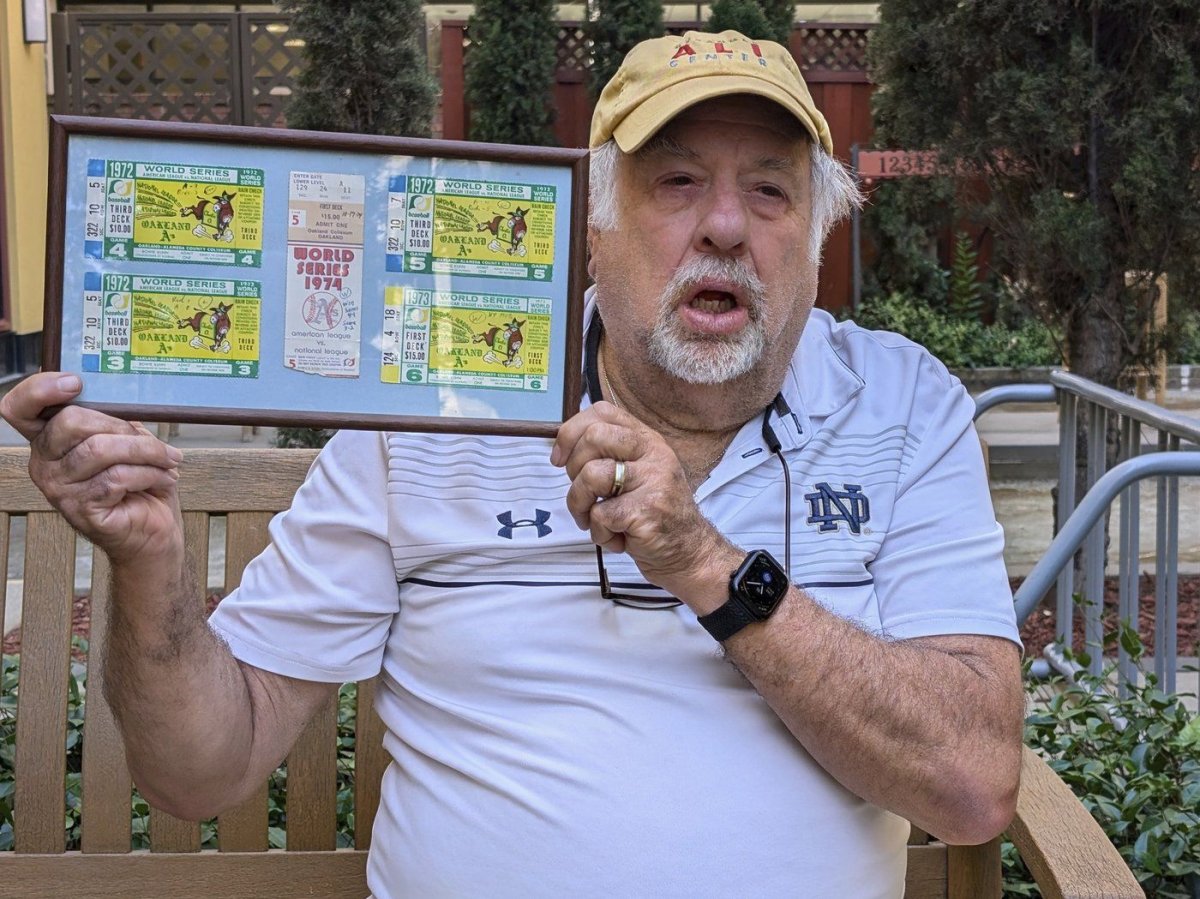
1055, 389, 1077, 647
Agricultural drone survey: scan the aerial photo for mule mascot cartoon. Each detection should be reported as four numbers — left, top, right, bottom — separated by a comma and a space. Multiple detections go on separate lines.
476, 207, 529, 257
180, 191, 237, 243
179, 302, 233, 353
474, 318, 525, 367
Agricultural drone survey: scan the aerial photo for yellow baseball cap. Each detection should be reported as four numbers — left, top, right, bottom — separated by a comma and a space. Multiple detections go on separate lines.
589, 30, 833, 154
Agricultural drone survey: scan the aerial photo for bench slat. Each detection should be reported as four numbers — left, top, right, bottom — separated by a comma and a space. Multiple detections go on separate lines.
905, 843, 949, 899
147, 513, 210, 853
0, 448, 316, 513
13, 513, 76, 853
354, 675, 388, 849
285, 691, 338, 851
0, 513, 9, 669
216, 510, 275, 853
0, 849, 368, 898
948, 838, 1002, 898
79, 550, 133, 853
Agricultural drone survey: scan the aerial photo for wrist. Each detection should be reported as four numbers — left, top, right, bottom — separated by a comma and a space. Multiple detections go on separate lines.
667, 537, 745, 616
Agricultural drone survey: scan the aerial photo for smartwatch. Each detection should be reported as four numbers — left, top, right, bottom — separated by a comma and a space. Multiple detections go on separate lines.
697, 549, 789, 642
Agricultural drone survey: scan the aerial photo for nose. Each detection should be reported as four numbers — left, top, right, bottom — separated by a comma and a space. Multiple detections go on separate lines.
693, 179, 749, 256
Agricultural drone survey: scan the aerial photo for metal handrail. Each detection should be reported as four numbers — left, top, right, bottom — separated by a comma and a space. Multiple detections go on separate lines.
1013, 452, 1200, 621
1050, 371, 1200, 443
972, 383, 1057, 417
975, 375, 1198, 690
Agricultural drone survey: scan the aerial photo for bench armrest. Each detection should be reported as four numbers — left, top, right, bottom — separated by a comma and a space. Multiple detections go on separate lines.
1006, 746, 1145, 899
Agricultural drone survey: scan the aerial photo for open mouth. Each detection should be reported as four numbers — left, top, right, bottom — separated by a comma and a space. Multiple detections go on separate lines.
690, 290, 739, 314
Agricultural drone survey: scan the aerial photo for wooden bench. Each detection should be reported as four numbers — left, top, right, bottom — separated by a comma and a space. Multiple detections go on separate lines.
0, 446, 1144, 898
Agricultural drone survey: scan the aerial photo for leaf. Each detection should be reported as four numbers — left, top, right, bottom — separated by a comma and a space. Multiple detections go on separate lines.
1179, 714, 1200, 748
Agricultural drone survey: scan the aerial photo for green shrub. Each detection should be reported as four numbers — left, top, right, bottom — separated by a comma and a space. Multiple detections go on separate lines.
1170, 307, 1200, 364
1006, 632, 1200, 898
851, 292, 1062, 369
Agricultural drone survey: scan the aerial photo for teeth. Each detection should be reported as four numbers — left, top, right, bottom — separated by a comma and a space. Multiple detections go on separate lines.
692, 295, 735, 313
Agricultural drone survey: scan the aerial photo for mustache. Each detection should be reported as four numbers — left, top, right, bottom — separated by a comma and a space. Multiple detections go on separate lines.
663, 256, 767, 318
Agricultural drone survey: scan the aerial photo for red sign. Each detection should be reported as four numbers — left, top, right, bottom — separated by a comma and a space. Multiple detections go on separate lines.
855, 150, 941, 180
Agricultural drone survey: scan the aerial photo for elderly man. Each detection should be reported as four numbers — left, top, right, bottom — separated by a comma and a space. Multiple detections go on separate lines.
2, 30, 1022, 898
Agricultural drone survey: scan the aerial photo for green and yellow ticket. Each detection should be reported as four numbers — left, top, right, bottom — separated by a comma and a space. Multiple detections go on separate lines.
381, 287, 551, 391
83, 272, 261, 378
85, 159, 264, 267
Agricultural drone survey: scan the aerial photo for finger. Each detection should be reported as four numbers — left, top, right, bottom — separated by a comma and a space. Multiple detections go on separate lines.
69, 463, 180, 516
34, 404, 143, 462
560, 420, 642, 482
550, 402, 622, 467
0, 373, 84, 442
58, 432, 183, 484
564, 458, 629, 529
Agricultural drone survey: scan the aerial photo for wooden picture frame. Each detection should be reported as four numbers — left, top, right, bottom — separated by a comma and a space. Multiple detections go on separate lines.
45, 116, 589, 437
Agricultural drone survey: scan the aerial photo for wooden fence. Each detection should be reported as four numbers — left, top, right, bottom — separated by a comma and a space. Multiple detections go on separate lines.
439, 22, 875, 312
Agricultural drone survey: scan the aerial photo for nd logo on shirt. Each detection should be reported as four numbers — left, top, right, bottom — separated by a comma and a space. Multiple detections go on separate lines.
805, 483, 871, 535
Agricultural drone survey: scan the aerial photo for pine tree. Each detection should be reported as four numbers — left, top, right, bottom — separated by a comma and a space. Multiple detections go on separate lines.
706, 0, 772, 42
869, 0, 1200, 391
585, 0, 664, 98
276, 0, 436, 449
281, 0, 436, 137
754, 0, 796, 46
466, 0, 559, 145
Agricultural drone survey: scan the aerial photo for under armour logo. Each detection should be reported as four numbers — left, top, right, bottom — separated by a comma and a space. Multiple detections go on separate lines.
805, 483, 870, 535
497, 509, 553, 539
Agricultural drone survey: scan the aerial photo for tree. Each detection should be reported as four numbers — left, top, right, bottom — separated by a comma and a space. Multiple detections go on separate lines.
278, 0, 436, 449
586, 0, 664, 98
869, 0, 1200, 392
755, 0, 796, 47
466, 0, 559, 145
281, 0, 436, 137
706, 0, 773, 42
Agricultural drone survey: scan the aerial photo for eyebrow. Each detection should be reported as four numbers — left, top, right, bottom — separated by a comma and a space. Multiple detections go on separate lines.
635, 135, 698, 162
757, 154, 801, 171
636, 137, 802, 177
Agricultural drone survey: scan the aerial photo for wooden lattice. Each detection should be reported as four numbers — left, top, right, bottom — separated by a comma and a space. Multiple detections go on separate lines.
795, 26, 871, 72
58, 11, 301, 126
68, 14, 238, 122
466, 23, 871, 74
557, 26, 590, 72
242, 15, 302, 127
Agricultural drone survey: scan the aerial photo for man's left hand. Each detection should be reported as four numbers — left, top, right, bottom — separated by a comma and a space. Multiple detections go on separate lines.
551, 402, 738, 611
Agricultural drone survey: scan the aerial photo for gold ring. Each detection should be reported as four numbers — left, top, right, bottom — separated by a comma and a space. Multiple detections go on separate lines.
611, 460, 626, 497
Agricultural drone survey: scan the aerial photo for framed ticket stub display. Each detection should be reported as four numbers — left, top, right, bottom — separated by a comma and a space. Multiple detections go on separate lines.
44, 116, 589, 437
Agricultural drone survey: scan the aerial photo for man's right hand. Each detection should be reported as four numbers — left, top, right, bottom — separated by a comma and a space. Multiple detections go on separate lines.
0, 372, 184, 566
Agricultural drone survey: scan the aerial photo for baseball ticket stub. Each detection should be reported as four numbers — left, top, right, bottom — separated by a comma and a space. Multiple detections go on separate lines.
284, 172, 366, 377
385, 176, 556, 282
82, 272, 261, 378
84, 159, 264, 267
381, 287, 551, 391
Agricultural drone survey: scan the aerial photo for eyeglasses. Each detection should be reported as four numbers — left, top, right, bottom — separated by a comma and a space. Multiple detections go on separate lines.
596, 445, 793, 610
596, 544, 684, 609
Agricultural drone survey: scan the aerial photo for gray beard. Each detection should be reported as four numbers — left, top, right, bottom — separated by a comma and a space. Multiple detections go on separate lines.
645, 257, 769, 385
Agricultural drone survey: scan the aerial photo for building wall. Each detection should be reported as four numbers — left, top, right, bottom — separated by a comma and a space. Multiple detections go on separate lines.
0, 2, 49, 336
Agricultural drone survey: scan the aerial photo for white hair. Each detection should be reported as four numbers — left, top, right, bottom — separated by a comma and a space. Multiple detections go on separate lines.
588, 136, 864, 264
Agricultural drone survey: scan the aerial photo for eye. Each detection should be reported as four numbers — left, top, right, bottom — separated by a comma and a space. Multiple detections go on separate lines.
754, 183, 788, 200
661, 173, 697, 188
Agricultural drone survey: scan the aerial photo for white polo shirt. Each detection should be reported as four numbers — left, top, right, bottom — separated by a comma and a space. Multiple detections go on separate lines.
209, 306, 1019, 899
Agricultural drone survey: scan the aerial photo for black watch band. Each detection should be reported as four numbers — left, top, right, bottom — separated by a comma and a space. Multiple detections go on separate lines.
697, 596, 758, 642
697, 549, 788, 642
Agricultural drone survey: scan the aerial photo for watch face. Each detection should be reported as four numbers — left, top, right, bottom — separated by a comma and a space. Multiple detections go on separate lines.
737, 551, 788, 617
